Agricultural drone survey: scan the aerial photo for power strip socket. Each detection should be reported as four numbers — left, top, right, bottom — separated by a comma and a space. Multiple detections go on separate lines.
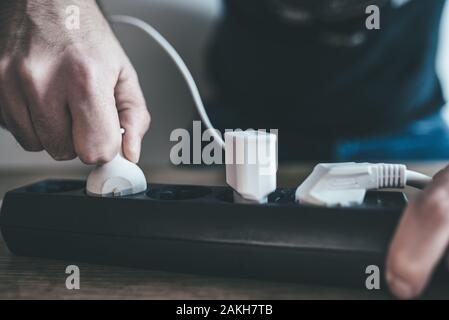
0, 179, 446, 291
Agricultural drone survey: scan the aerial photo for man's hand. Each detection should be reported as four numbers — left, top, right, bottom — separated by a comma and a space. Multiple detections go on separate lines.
386, 166, 449, 299
0, 0, 150, 164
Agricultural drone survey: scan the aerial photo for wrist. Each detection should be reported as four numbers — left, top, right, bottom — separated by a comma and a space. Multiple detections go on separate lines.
1, 0, 110, 53
26, 0, 105, 31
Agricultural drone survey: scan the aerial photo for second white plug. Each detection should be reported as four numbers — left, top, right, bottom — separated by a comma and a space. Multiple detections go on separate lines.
225, 130, 277, 203
295, 162, 431, 207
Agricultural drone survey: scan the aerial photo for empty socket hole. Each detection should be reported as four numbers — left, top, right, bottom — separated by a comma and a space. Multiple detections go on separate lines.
268, 189, 296, 203
216, 189, 234, 203
216, 189, 295, 204
147, 186, 211, 200
25, 180, 86, 193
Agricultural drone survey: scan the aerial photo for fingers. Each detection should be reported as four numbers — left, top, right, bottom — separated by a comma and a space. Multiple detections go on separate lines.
1, 52, 144, 165
0, 61, 43, 151
386, 177, 449, 299
2, 56, 127, 164
67, 60, 121, 164
18, 61, 76, 160
115, 62, 150, 163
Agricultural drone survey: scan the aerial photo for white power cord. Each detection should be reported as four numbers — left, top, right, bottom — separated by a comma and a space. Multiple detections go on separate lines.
110, 15, 225, 148
295, 163, 432, 207
406, 170, 433, 189
109, 15, 433, 206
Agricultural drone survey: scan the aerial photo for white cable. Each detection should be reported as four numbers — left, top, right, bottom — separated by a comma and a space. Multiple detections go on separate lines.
406, 170, 433, 189
109, 15, 225, 148
375, 164, 431, 189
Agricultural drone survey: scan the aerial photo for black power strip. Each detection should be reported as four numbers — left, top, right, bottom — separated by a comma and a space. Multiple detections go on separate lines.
0, 179, 440, 291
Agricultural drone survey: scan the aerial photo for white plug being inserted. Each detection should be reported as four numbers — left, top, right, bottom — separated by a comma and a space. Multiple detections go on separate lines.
86, 129, 147, 197
295, 162, 432, 207
225, 130, 278, 204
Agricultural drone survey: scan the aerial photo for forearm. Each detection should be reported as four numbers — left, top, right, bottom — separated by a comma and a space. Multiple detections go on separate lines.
0, 0, 110, 53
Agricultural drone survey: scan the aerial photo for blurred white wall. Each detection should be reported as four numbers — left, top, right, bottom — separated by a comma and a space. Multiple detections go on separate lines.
0, 0, 448, 169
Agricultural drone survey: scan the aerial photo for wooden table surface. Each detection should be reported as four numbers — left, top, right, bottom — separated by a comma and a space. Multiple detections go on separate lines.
0, 163, 448, 300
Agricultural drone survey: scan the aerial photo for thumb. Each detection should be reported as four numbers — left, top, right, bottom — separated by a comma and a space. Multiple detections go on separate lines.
115, 62, 150, 163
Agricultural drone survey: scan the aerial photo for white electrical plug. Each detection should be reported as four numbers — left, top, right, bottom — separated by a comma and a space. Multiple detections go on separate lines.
225, 130, 277, 203
295, 162, 432, 207
86, 129, 147, 197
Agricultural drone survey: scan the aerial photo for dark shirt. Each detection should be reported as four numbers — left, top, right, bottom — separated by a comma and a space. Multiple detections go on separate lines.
208, 0, 446, 139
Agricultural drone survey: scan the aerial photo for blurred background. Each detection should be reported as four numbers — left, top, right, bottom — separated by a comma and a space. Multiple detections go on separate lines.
0, 0, 448, 169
